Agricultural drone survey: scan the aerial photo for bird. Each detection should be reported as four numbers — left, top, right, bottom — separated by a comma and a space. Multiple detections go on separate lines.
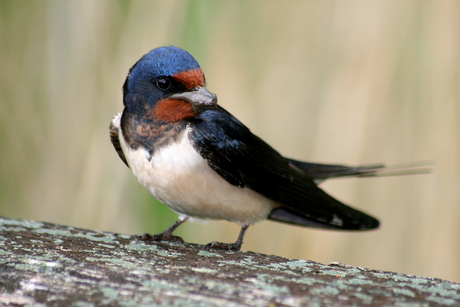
110, 46, 429, 250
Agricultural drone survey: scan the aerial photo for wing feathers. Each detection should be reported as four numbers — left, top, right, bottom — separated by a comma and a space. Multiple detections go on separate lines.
109, 113, 129, 167
188, 107, 379, 230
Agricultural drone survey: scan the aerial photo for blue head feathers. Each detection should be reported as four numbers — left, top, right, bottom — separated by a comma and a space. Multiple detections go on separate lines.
130, 46, 201, 79
123, 46, 203, 108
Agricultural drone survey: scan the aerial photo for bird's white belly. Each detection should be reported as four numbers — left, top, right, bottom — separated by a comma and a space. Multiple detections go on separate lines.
121, 128, 275, 225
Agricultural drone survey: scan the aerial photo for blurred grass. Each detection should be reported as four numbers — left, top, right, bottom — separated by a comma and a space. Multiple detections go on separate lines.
1, 0, 459, 281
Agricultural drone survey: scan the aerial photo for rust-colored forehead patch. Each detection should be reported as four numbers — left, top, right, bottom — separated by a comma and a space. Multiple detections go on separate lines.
172, 68, 205, 90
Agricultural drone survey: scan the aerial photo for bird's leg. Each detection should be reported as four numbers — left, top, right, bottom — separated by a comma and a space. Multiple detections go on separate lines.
140, 216, 189, 243
206, 224, 249, 251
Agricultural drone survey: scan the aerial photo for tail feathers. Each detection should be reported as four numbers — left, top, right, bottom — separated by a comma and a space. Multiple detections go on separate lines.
287, 159, 433, 184
270, 159, 431, 230
268, 206, 379, 230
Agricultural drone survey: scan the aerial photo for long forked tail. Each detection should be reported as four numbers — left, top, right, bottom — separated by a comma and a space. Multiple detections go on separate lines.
286, 159, 433, 184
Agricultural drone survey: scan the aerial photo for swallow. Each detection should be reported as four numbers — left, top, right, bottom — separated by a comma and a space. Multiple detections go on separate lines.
110, 46, 429, 250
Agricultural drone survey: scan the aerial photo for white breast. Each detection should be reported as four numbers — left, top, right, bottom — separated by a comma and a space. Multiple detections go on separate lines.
119, 126, 275, 225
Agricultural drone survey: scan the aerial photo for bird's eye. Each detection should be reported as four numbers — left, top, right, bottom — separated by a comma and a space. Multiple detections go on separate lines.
155, 77, 171, 90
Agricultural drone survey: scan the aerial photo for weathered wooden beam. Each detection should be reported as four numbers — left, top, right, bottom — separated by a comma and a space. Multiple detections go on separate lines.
0, 217, 458, 306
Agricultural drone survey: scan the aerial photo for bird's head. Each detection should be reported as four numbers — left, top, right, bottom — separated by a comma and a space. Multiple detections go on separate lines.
123, 46, 217, 121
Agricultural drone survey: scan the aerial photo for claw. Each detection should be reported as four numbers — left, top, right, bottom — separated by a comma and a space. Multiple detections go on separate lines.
204, 224, 249, 251
205, 241, 241, 251
139, 232, 184, 243
139, 216, 189, 243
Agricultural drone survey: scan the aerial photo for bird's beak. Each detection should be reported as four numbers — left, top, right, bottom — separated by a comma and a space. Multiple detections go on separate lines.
170, 87, 218, 114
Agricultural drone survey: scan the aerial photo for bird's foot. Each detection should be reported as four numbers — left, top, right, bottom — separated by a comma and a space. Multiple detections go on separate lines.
139, 232, 184, 243
205, 241, 242, 251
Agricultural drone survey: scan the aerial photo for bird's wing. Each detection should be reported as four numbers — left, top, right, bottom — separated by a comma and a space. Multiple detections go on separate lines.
110, 113, 129, 167
188, 107, 378, 230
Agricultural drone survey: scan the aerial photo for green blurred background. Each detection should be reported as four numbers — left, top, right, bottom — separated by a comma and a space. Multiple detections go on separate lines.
1, 1, 459, 281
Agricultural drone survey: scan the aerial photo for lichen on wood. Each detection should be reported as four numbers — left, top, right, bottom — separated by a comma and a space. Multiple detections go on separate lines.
0, 217, 459, 306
